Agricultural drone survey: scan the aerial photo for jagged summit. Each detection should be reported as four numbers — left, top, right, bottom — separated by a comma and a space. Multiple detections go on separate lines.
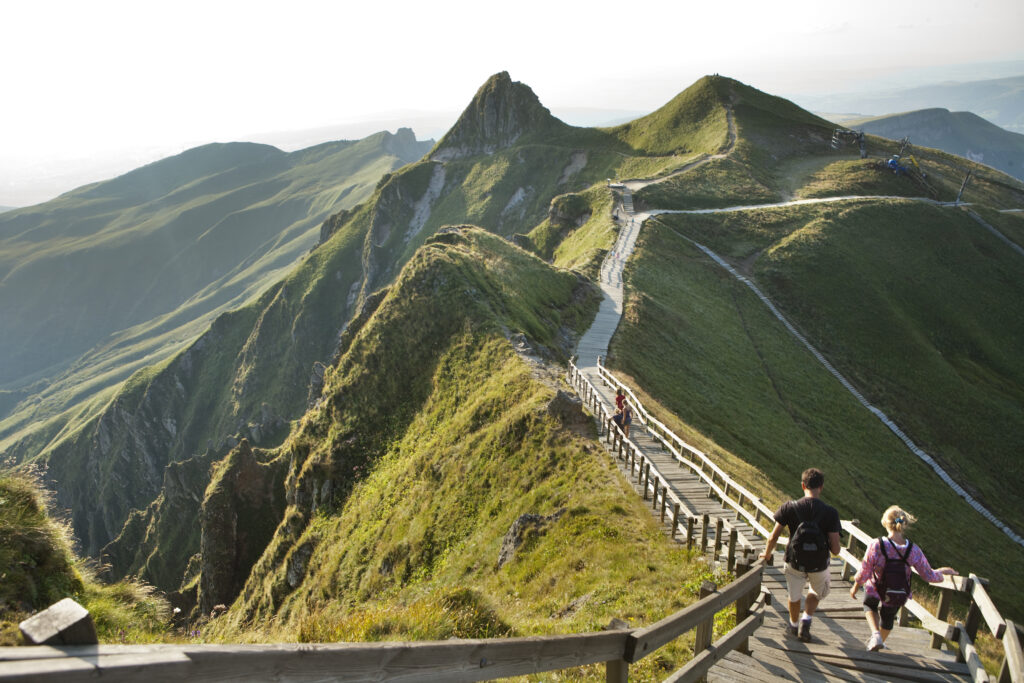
431, 72, 566, 161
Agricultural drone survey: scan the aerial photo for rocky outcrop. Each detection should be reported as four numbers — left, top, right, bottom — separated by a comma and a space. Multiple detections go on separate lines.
431, 72, 565, 161
497, 509, 566, 568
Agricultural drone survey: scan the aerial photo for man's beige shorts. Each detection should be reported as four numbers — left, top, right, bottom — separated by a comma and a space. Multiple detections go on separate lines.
784, 564, 831, 603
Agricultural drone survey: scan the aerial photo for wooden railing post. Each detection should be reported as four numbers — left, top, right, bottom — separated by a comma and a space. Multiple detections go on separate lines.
714, 518, 725, 560
734, 561, 753, 655
958, 573, 985, 664
659, 486, 668, 521
727, 528, 738, 571
701, 514, 710, 554
687, 517, 696, 550
693, 581, 718, 683
998, 620, 1022, 683
842, 519, 859, 581
671, 503, 680, 539
930, 585, 954, 650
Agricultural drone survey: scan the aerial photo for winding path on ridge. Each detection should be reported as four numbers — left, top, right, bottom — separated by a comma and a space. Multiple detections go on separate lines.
575, 116, 1024, 549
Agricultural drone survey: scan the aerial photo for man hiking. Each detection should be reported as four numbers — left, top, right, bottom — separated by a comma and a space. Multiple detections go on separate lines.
759, 467, 842, 643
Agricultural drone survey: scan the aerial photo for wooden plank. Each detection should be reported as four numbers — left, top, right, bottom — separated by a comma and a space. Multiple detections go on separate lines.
0, 651, 191, 682
0, 632, 634, 683
625, 564, 763, 662
971, 580, 1006, 640
748, 643, 893, 682
956, 621, 990, 683
1001, 619, 1023, 683
752, 635, 969, 674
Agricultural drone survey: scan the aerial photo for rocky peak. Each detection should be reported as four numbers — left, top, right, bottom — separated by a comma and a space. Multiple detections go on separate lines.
431, 72, 562, 161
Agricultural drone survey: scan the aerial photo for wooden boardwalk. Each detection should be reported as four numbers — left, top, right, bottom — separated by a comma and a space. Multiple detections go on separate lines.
711, 556, 971, 682
570, 192, 979, 682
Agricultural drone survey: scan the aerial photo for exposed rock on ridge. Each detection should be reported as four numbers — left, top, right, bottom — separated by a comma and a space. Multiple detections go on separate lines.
431, 71, 565, 161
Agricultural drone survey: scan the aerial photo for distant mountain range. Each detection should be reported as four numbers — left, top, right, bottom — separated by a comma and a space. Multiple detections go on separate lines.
0, 129, 432, 435
847, 108, 1024, 181
802, 74, 1024, 134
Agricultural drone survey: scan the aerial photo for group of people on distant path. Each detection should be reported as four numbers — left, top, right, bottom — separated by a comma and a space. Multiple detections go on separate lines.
759, 468, 957, 652
612, 388, 633, 438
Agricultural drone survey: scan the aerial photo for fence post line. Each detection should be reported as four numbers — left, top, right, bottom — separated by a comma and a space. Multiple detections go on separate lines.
734, 560, 753, 655
701, 514, 710, 554
694, 581, 718, 683
687, 517, 696, 550
659, 486, 667, 521
931, 585, 954, 649
671, 503, 680, 539
714, 518, 725, 559
727, 528, 738, 570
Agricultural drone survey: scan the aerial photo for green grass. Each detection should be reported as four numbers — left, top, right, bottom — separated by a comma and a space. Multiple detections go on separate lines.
636, 157, 781, 210
0, 468, 172, 645
184, 228, 737, 665
609, 76, 730, 155
614, 205, 1024, 617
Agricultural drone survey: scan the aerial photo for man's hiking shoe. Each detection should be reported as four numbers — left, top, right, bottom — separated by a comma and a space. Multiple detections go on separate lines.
867, 632, 884, 651
798, 618, 812, 643
785, 622, 798, 637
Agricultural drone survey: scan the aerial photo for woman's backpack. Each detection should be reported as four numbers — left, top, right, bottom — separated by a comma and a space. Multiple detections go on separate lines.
874, 538, 914, 608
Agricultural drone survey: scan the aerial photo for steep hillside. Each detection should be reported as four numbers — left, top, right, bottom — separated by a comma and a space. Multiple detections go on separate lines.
0, 129, 431, 431
851, 108, 1024, 181
179, 230, 720, 683
611, 202, 1024, 614
0, 468, 170, 645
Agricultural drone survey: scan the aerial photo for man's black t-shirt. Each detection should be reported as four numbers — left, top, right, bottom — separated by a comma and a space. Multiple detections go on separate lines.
774, 497, 841, 537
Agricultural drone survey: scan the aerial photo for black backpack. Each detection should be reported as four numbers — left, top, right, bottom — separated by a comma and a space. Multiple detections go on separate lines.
874, 538, 914, 608
785, 502, 830, 572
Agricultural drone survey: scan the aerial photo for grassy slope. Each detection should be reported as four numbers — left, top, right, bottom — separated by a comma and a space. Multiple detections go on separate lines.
0, 470, 170, 645
619, 204, 1024, 616
198, 229, 725, 681
0, 132, 430, 445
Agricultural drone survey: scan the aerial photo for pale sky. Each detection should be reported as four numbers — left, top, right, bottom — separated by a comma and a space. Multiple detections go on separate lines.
2, 0, 1022, 205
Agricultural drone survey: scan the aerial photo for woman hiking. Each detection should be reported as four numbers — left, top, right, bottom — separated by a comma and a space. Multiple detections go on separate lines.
849, 506, 957, 652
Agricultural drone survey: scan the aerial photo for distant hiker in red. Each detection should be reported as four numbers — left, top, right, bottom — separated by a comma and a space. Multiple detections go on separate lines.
759, 468, 841, 643
850, 506, 957, 652
615, 388, 625, 412
611, 400, 632, 439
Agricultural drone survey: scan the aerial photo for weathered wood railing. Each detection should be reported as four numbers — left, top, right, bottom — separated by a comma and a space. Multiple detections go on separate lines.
572, 357, 1024, 682
0, 564, 769, 682
839, 520, 1024, 683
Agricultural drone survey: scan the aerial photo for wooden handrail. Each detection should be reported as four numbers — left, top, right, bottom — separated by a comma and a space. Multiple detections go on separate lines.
569, 359, 1023, 681
1, 561, 772, 683
574, 358, 784, 547
663, 589, 770, 683
624, 561, 764, 662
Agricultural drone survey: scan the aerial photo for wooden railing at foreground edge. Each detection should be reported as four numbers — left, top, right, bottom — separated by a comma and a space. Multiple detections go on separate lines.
570, 355, 1024, 683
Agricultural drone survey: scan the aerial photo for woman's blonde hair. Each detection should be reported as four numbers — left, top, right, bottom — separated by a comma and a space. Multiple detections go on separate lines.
882, 505, 917, 534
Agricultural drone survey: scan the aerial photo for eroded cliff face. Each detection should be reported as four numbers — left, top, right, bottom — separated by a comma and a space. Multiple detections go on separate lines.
101, 449, 218, 592
198, 439, 288, 615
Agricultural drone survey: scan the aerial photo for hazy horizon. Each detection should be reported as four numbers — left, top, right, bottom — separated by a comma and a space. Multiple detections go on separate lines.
3, 0, 1022, 207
